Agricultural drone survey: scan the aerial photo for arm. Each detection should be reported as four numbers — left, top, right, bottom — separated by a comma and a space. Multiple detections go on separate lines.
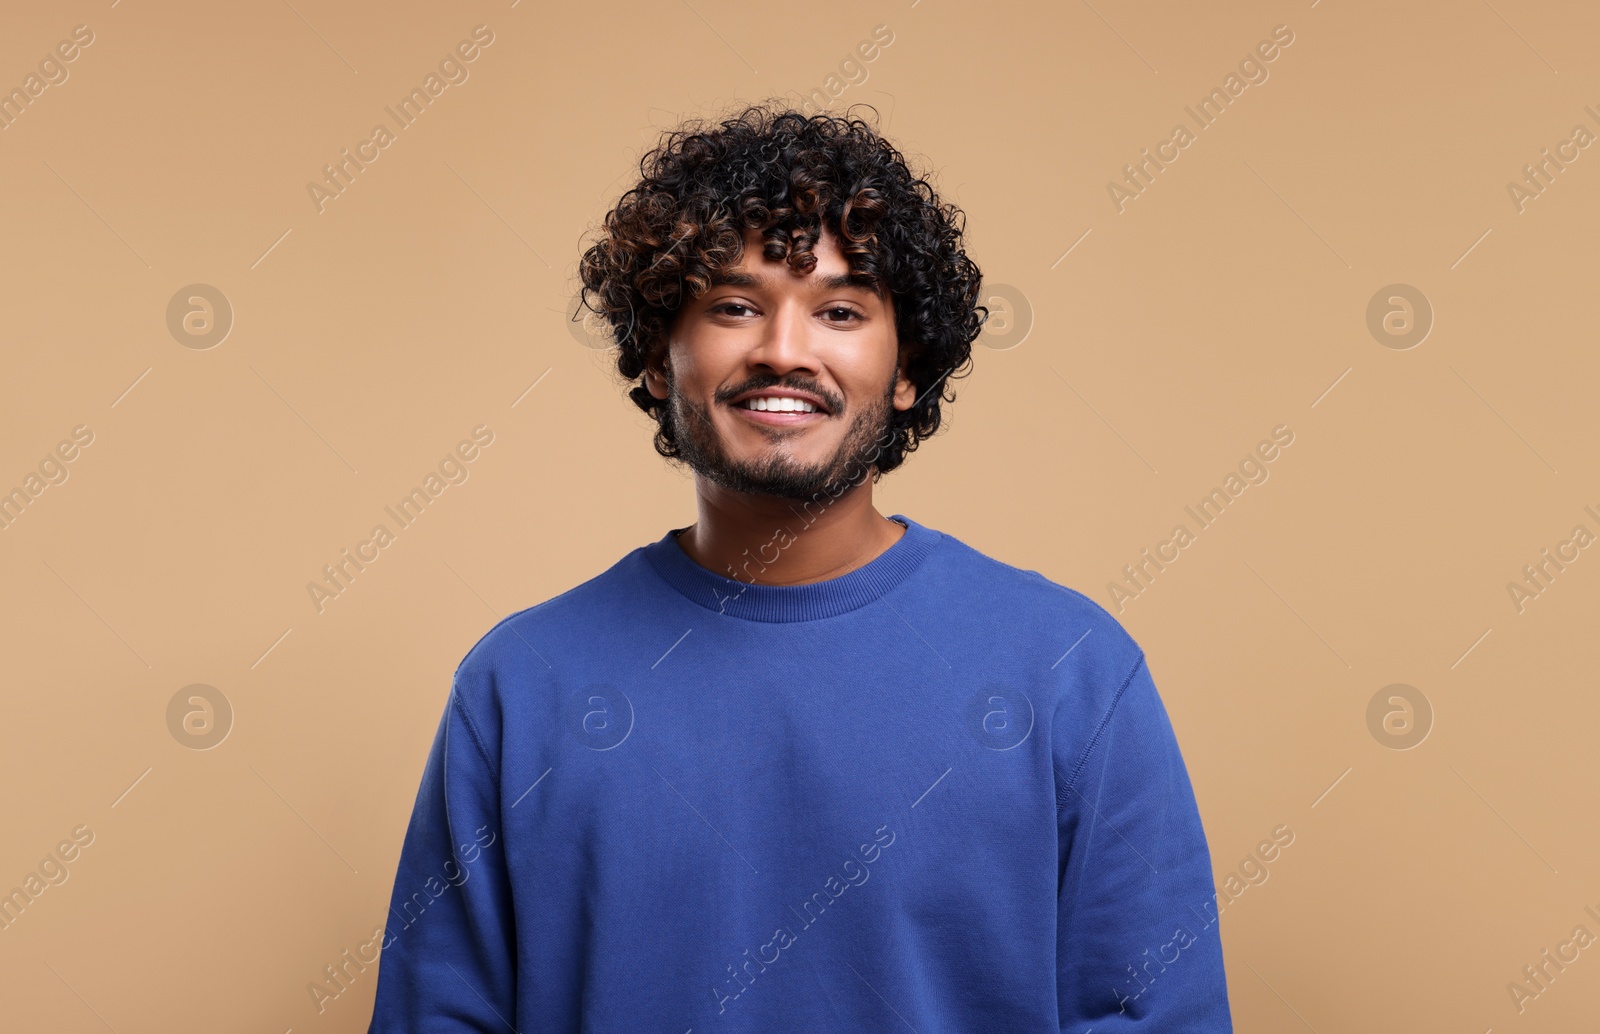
1056, 652, 1233, 1032
368, 675, 518, 1032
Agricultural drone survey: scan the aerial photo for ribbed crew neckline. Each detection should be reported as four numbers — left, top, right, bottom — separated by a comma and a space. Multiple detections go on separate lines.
641, 513, 940, 623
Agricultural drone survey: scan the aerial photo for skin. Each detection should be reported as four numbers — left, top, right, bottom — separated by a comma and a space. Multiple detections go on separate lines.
642, 225, 918, 586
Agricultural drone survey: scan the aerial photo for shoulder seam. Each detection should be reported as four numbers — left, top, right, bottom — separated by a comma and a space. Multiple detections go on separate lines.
1022, 567, 1129, 626
917, 535, 1136, 639
988, 550, 1136, 633
450, 686, 499, 787
1059, 649, 1147, 807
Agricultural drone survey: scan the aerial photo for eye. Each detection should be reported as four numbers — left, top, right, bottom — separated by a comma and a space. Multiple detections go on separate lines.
710, 302, 756, 318
821, 306, 865, 323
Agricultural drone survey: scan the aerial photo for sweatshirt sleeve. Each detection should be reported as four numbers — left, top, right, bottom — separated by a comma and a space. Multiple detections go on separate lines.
368, 674, 517, 1032
1055, 652, 1234, 1033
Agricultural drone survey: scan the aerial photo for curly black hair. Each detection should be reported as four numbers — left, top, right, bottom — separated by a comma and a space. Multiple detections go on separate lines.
575, 100, 986, 477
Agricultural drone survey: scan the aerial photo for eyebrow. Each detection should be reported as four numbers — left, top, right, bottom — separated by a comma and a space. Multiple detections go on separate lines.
708, 270, 882, 294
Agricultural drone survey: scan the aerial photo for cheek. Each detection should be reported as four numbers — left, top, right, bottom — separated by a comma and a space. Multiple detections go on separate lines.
664, 347, 711, 394
865, 358, 911, 411
829, 339, 900, 393
674, 336, 747, 389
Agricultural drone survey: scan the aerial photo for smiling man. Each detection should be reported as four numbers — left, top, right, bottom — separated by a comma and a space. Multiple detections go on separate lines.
367, 104, 1234, 1033
642, 222, 922, 589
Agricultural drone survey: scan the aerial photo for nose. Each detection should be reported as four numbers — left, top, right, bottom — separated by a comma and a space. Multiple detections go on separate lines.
745, 299, 821, 380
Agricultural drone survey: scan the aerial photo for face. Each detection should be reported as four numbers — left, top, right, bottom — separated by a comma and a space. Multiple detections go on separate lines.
644, 226, 916, 503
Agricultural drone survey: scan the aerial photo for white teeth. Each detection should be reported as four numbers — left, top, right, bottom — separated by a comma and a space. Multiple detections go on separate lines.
744, 396, 817, 413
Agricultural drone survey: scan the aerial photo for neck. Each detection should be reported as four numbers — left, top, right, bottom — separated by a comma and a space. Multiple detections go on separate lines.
675, 478, 904, 587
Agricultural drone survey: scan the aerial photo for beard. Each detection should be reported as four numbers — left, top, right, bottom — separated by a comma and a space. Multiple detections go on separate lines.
665, 372, 899, 503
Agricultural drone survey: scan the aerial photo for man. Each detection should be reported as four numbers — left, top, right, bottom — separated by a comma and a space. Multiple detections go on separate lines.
368, 103, 1233, 1032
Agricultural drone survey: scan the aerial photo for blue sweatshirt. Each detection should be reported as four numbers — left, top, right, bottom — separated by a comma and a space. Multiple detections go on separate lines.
367, 514, 1233, 1032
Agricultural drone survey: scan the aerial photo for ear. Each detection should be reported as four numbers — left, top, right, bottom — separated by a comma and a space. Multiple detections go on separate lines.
892, 344, 917, 411
643, 344, 671, 401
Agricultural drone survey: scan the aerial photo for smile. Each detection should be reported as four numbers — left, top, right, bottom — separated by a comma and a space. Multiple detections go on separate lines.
736, 395, 822, 413
728, 392, 831, 426
731, 403, 827, 427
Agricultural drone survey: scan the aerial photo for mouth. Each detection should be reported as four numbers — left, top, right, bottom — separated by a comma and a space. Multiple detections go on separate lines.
728, 391, 831, 427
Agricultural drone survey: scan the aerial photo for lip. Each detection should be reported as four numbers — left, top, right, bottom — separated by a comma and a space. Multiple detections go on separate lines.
728, 388, 831, 414
732, 405, 827, 427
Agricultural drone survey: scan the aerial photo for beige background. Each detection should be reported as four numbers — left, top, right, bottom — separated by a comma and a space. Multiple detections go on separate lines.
2, 0, 1598, 1029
